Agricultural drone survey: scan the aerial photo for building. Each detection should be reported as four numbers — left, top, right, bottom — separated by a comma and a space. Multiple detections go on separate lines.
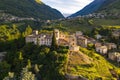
105, 43, 117, 50
25, 29, 81, 51
76, 36, 87, 48
112, 30, 120, 38
75, 31, 83, 36
108, 52, 120, 61
69, 34, 79, 51
37, 34, 52, 46
58, 39, 69, 46
95, 42, 102, 48
25, 35, 38, 45
96, 46, 108, 54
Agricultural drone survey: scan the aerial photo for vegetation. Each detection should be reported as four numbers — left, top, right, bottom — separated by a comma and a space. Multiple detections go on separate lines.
51, 30, 58, 51
0, 0, 64, 20
91, 26, 120, 45
70, 0, 120, 18
67, 47, 120, 79
41, 17, 120, 35
0, 26, 68, 79
2, 44, 68, 80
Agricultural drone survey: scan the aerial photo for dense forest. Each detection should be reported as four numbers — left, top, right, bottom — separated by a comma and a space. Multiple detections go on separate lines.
0, 25, 68, 80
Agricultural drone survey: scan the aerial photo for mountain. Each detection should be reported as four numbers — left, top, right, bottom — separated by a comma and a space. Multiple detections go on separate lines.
99, 0, 120, 14
0, 0, 64, 20
69, 0, 117, 17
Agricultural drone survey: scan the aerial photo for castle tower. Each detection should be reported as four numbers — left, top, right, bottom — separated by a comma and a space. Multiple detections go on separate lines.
69, 34, 77, 46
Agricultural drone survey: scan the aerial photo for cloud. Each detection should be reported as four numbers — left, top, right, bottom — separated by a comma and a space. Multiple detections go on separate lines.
42, 0, 93, 15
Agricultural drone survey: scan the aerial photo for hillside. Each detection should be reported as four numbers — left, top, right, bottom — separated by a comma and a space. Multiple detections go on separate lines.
98, 0, 120, 15
67, 48, 120, 80
0, 0, 64, 20
41, 17, 120, 34
69, 0, 117, 17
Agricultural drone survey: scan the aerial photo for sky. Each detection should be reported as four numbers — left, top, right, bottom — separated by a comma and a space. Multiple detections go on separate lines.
42, 0, 94, 16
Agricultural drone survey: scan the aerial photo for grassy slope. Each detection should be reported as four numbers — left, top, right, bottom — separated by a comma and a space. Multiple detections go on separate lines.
93, 18, 120, 26
41, 18, 120, 33
67, 47, 120, 79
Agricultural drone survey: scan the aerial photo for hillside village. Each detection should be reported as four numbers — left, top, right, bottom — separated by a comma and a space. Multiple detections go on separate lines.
25, 29, 120, 64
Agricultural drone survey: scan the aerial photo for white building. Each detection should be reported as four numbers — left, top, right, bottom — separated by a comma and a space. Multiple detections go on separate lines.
37, 34, 52, 46
96, 46, 108, 54
26, 29, 81, 52
76, 36, 87, 48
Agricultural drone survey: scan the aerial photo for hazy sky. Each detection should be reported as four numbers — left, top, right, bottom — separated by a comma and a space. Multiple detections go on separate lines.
42, 0, 93, 16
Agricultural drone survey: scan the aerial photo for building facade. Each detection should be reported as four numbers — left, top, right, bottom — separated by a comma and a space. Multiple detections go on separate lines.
26, 30, 79, 51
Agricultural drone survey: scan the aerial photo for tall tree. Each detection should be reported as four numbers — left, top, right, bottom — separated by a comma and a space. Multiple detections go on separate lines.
51, 30, 58, 51
27, 59, 31, 69
24, 25, 32, 36
19, 52, 23, 60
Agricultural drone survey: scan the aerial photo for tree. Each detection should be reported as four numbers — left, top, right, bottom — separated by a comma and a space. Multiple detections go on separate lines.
0, 61, 11, 80
20, 67, 36, 80
34, 64, 39, 73
3, 72, 15, 80
19, 52, 23, 60
41, 47, 50, 55
24, 25, 32, 36
27, 59, 31, 69
51, 30, 58, 51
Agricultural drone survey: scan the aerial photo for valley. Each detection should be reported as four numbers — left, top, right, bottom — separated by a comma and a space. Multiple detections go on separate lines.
0, 0, 120, 80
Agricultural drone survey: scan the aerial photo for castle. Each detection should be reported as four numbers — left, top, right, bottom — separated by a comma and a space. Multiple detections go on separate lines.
25, 29, 85, 51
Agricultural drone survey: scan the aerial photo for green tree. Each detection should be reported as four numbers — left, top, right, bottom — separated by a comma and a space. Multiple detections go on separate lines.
51, 30, 58, 51
41, 47, 50, 55
24, 25, 32, 36
19, 52, 23, 60
0, 61, 11, 80
27, 59, 31, 69
34, 64, 39, 73
20, 67, 36, 80
3, 72, 15, 80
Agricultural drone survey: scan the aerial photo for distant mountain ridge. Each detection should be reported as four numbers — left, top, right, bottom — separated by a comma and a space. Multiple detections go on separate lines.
0, 0, 64, 20
69, 0, 118, 17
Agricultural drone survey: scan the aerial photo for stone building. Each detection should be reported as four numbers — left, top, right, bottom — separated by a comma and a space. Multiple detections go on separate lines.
96, 46, 108, 54
108, 52, 120, 61
69, 34, 79, 51
25, 35, 38, 44
37, 34, 52, 46
105, 43, 117, 50
26, 29, 80, 51
76, 36, 87, 48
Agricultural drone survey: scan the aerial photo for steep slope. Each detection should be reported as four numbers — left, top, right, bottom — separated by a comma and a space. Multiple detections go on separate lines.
67, 47, 120, 80
69, 0, 116, 17
0, 0, 64, 20
99, 0, 120, 14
